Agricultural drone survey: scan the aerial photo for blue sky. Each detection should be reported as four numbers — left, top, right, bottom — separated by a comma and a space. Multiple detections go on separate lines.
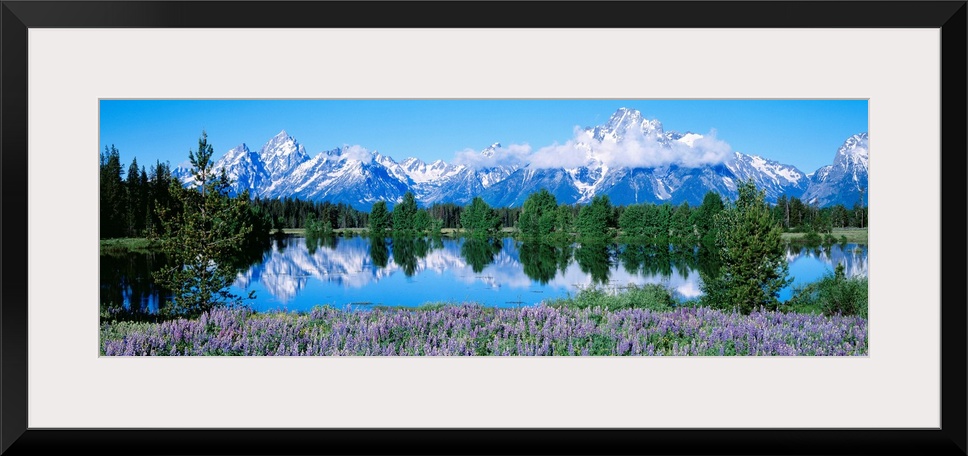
100, 99, 867, 174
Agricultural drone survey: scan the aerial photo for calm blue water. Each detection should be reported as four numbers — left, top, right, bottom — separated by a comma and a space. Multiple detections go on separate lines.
102, 236, 868, 313
226, 236, 867, 312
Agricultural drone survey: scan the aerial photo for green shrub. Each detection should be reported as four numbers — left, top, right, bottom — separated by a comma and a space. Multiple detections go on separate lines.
785, 263, 867, 317
548, 283, 676, 311
802, 230, 822, 246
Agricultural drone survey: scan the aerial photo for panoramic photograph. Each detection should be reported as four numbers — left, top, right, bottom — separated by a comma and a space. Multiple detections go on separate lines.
99, 99, 869, 356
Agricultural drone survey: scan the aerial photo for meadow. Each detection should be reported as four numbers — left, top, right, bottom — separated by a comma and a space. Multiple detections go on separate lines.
101, 302, 868, 356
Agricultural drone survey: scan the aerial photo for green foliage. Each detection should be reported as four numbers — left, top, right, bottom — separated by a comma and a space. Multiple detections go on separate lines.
785, 263, 868, 317
802, 227, 823, 246
100, 145, 127, 238
304, 212, 333, 237
551, 205, 574, 242
701, 180, 791, 314
518, 189, 558, 239
99, 237, 163, 255
369, 201, 391, 235
576, 195, 614, 242
250, 197, 368, 230
547, 283, 677, 312
670, 202, 694, 244
428, 216, 445, 237
392, 191, 419, 233
152, 131, 261, 319
693, 191, 724, 245
413, 209, 432, 234
618, 204, 649, 240
459, 197, 500, 238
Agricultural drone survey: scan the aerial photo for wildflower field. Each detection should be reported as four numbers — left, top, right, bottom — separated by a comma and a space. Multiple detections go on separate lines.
100, 304, 868, 356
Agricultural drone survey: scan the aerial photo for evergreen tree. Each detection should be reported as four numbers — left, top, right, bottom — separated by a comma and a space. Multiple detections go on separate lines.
670, 202, 692, 244
641, 204, 665, 242
369, 201, 391, 235
392, 191, 418, 233
618, 204, 648, 240
693, 191, 725, 245
518, 189, 558, 239
460, 197, 501, 238
413, 209, 432, 234
551, 205, 574, 242
576, 195, 614, 242
152, 131, 258, 319
775, 195, 790, 229
99, 145, 126, 238
701, 180, 791, 314
125, 158, 146, 236
147, 160, 176, 236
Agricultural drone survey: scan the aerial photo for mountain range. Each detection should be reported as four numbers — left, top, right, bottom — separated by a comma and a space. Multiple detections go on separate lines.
174, 108, 869, 211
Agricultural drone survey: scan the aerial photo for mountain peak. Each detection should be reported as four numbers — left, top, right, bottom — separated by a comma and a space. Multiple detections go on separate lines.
834, 132, 869, 168
481, 142, 502, 157
258, 130, 309, 178
590, 108, 664, 142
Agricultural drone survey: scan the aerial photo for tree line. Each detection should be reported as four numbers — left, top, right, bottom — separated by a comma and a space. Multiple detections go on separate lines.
100, 145, 180, 239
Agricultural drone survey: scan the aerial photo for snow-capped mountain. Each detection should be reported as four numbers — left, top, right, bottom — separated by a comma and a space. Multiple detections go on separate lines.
479, 108, 808, 207
175, 108, 866, 210
801, 133, 869, 207
175, 130, 310, 197
259, 130, 310, 180
267, 147, 410, 208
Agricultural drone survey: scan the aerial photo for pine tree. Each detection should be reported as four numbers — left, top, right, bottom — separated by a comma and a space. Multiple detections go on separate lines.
695, 191, 725, 244
576, 195, 614, 242
618, 204, 648, 240
459, 197, 501, 238
99, 145, 126, 238
125, 158, 146, 237
671, 202, 692, 244
392, 191, 418, 233
701, 180, 791, 314
518, 189, 558, 239
369, 201, 391, 236
152, 131, 257, 319
413, 209, 432, 234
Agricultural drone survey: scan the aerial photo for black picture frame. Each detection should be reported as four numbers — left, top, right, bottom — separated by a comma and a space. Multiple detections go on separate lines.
2, 1, 966, 455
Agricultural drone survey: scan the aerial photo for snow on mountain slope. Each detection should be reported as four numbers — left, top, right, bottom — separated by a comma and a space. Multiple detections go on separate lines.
801, 133, 869, 207
174, 110, 863, 210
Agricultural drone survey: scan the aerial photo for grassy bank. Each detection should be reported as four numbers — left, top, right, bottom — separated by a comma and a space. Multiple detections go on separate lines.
781, 227, 867, 243
281, 227, 370, 235
100, 238, 163, 254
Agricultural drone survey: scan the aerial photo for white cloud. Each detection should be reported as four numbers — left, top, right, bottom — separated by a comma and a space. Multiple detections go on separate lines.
341, 144, 372, 163
452, 143, 532, 169
557, 126, 734, 169
529, 142, 593, 169
452, 121, 734, 171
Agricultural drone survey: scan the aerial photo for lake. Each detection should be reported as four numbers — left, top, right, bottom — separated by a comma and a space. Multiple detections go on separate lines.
100, 235, 868, 314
